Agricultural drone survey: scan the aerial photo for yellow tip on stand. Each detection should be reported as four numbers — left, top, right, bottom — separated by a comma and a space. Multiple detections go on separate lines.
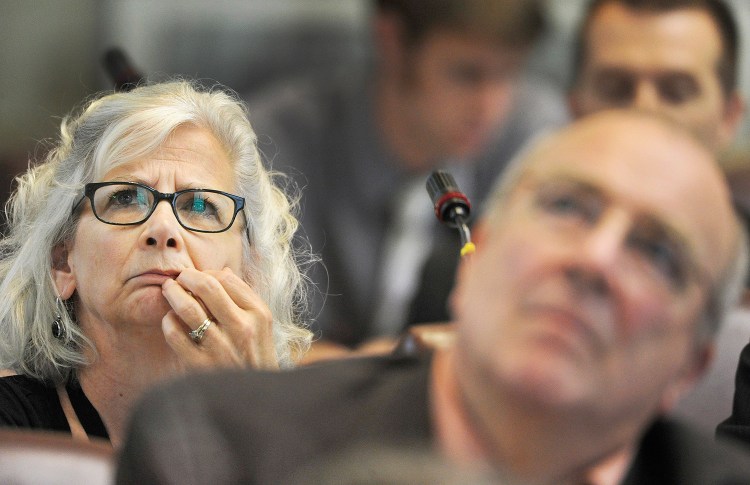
460, 242, 476, 257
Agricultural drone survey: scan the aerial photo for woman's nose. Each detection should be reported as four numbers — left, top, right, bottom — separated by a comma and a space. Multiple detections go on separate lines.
139, 200, 183, 250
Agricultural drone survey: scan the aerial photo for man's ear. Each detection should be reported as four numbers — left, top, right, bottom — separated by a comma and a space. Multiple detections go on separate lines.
719, 92, 746, 150
658, 342, 714, 413
51, 243, 76, 299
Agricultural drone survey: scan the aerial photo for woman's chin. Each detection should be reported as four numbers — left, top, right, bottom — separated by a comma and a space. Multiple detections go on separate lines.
125, 294, 173, 326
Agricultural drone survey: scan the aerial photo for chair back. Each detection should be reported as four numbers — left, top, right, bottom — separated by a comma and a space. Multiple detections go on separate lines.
0, 429, 113, 485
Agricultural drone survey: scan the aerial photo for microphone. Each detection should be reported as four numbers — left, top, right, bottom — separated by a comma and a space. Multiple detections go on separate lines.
102, 48, 144, 92
426, 170, 475, 256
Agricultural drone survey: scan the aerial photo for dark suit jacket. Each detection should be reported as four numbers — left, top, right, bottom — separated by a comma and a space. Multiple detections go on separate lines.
117, 355, 750, 484
717, 341, 750, 447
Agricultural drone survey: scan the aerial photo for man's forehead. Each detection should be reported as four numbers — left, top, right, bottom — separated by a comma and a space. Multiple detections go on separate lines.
525, 116, 714, 197
586, 4, 724, 66
514, 113, 735, 279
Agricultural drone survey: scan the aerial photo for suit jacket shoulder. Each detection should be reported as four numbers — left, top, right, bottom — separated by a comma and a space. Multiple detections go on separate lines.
117, 355, 433, 485
624, 417, 750, 485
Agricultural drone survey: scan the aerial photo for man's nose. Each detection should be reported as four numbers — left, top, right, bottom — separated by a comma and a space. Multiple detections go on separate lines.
567, 213, 630, 295
631, 81, 661, 112
583, 212, 630, 268
474, 80, 513, 125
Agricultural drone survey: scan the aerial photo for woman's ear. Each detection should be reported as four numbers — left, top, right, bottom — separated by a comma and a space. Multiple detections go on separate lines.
51, 243, 76, 299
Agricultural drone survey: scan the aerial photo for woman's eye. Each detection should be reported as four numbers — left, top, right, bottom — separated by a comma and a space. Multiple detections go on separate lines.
180, 196, 218, 217
190, 198, 206, 213
111, 190, 145, 206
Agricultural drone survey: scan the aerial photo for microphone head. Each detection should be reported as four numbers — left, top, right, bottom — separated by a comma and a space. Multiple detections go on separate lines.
426, 170, 471, 227
102, 48, 143, 92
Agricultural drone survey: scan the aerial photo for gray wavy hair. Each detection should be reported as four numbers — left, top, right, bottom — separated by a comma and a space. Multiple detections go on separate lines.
0, 80, 314, 383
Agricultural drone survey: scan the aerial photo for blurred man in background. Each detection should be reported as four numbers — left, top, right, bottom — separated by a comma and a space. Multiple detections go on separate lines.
247, 0, 567, 352
569, 0, 744, 154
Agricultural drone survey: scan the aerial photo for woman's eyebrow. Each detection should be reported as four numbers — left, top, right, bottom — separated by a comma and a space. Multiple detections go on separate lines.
103, 175, 137, 183
99, 178, 211, 191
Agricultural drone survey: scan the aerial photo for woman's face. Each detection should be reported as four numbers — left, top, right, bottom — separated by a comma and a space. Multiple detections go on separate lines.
55, 125, 246, 334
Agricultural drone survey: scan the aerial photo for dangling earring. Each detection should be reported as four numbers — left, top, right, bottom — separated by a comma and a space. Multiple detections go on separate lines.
51, 297, 66, 340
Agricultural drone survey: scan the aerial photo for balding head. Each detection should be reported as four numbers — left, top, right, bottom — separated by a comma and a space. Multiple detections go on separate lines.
485, 110, 745, 336
452, 110, 746, 430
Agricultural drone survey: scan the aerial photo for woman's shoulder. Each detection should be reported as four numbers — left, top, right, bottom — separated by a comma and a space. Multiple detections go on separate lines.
0, 373, 51, 394
0, 373, 66, 430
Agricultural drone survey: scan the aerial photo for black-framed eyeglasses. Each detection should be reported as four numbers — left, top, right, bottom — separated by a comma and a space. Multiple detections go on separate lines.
72, 182, 246, 233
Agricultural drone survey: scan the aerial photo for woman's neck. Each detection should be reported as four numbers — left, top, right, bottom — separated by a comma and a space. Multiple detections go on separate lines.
76, 322, 181, 448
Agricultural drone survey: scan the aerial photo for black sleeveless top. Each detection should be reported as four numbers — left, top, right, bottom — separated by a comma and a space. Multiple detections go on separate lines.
0, 375, 109, 440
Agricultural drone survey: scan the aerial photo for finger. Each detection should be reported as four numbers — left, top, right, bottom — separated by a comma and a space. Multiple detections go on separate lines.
162, 311, 242, 368
176, 268, 271, 323
172, 269, 238, 325
175, 268, 273, 340
202, 268, 276, 358
203, 267, 269, 312
161, 311, 203, 359
161, 278, 213, 332
173, 268, 277, 368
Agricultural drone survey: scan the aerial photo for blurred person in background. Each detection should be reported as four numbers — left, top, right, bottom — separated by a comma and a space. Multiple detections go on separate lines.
568, 0, 744, 154
247, 0, 568, 356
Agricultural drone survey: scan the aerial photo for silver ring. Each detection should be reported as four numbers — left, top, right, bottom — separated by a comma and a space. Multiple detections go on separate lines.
189, 318, 213, 343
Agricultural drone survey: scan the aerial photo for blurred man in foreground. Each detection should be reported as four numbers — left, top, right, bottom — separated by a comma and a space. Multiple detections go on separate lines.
117, 111, 750, 484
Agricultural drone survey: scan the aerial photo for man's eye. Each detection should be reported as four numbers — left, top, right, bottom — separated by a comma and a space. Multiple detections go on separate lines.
594, 73, 635, 105
539, 193, 592, 220
448, 66, 483, 85
657, 75, 700, 104
630, 234, 686, 288
548, 195, 580, 213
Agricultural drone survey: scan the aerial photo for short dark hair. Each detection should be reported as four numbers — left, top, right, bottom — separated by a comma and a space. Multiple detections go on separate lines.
375, 0, 545, 48
571, 0, 739, 98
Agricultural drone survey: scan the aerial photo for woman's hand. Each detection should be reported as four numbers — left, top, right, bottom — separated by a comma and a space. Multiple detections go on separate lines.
160, 267, 279, 370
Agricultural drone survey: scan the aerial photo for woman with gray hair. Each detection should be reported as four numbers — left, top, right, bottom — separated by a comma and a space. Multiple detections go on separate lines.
0, 80, 313, 447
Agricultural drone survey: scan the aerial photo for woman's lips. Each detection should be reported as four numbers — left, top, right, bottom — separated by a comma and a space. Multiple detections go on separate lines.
131, 270, 180, 286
